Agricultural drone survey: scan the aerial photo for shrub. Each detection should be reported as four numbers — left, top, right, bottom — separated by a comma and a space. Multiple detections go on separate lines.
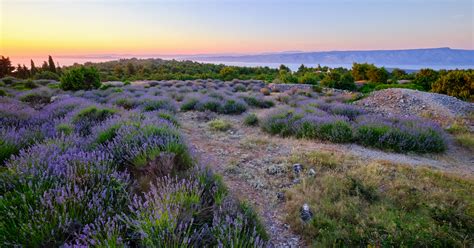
219, 99, 247, 114
233, 83, 247, 92
354, 116, 446, 153
34, 71, 60, 81
141, 99, 176, 112
242, 96, 274, 108
1, 76, 16, 85
72, 106, 117, 135
196, 98, 222, 113
180, 98, 199, 111
23, 80, 39, 89
208, 119, 232, 131
432, 70, 473, 101
157, 111, 179, 127
114, 98, 138, 110
260, 87, 271, 95
311, 84, 323, 93
0, 139, 18, 165
73, 106, 116, 124
0, 89, 6, 97
243, 113, 259, 126
60, 66, 101, 91
260, 109, 302, 137
55, 123, 73, 136
19, 91, 51, 105
294, 116, 353, 143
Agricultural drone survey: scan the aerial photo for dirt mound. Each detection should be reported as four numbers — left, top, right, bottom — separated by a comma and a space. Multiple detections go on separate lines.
356, 88, 473, 125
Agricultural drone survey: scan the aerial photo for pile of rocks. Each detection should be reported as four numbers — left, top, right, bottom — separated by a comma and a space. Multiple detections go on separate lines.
356, 88, 474, 125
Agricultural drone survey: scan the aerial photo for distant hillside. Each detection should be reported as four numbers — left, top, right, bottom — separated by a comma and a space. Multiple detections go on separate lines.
191, 48, 474, 67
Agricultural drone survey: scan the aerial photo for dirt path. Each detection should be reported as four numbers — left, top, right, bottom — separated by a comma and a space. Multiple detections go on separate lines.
179, 110, 473, 247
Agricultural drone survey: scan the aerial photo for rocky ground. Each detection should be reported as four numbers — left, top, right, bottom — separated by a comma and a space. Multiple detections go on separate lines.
356, 88, 474, 127
178, 104, 473, 247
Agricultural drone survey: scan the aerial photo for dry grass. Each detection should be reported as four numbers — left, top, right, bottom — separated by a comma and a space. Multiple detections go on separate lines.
284, 151, 474, 247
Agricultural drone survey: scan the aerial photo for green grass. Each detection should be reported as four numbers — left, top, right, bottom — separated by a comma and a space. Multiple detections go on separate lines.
284, 151, 474, 247
208, 119, 232, 132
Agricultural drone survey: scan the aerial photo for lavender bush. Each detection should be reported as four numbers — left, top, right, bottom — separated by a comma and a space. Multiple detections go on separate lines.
0, 85, 268, 246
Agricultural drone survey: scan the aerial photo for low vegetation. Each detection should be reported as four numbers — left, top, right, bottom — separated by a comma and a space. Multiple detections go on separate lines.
285, 151, 474, 247
0, 57, 471, 246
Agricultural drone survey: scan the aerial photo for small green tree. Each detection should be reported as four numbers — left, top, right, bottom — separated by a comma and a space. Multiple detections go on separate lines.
414, 68, 439, 91
335, 73, 356, 90
432, 70, 473, 101
298, 72, 319, 85
367, 67, 389, 84
60, 66, 101, 91
391, 68, 407, 80
320, 71, 341, 88
351, 63, 371, 81
219, 66, 239, 81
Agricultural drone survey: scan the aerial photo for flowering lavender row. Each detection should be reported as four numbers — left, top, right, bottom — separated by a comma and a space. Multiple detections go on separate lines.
261, 104, 446, 153
0, 87, 268, 246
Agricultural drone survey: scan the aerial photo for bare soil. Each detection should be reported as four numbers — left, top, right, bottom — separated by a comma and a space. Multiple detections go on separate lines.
178, 107, 473, 247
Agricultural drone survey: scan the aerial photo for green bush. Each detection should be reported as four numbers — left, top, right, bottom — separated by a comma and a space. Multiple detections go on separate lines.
34, 71, 60, 81
432, 70, 473, 101
0, 89, 6, 97
219, 99, 247, 114
180, 99, 199, 111
242, 96, 274, 108
60, 66, 101, 91
73, 106, 117, 124
55, 123, 74, 136
0, 139, 18, 165
19, 92, 51, 105
243, 113, 259, 126
208, 119, 232, 132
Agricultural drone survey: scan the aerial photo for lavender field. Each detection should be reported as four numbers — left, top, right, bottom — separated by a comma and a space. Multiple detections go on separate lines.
1, 78, 473, 247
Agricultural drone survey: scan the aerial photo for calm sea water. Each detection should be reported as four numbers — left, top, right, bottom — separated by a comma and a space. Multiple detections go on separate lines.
9, 56, 474, 72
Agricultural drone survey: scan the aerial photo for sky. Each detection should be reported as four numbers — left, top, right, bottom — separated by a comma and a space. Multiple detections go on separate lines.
1, 0, 473, 59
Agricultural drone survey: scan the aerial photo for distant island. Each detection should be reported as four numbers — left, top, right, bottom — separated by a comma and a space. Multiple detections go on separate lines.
187, 47, 474, 69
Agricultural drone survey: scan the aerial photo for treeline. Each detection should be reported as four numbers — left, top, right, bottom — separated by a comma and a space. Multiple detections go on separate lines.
80, 58, 279, 82
0, 56, 62, 80
1, 56, 472, 100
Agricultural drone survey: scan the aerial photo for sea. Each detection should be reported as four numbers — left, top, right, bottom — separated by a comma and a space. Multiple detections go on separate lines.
8, 55, 474, 72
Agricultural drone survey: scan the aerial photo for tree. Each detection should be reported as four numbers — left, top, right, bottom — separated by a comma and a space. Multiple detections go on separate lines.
0, 56, 15, 77
391, 68, 406, 80
432, 70, 473, 100
30, 60, 38, 76
279, 64, 291, 73
335, 73, 356, 90
41, 61, 49, 71
278, 70, 298, 83
114, 65, 125, 78
48, 55, 57, 73
297, 64, 309, 75
298, 72, 319, 85
367, 67, 388, 84
60, 66, 101, 91
320, 71, 341, 88
351, 63, 372, 81
219, 66, 239, 81
15, 64, 30, 79
414, 68, 439, 91
126, 62, 136, 76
